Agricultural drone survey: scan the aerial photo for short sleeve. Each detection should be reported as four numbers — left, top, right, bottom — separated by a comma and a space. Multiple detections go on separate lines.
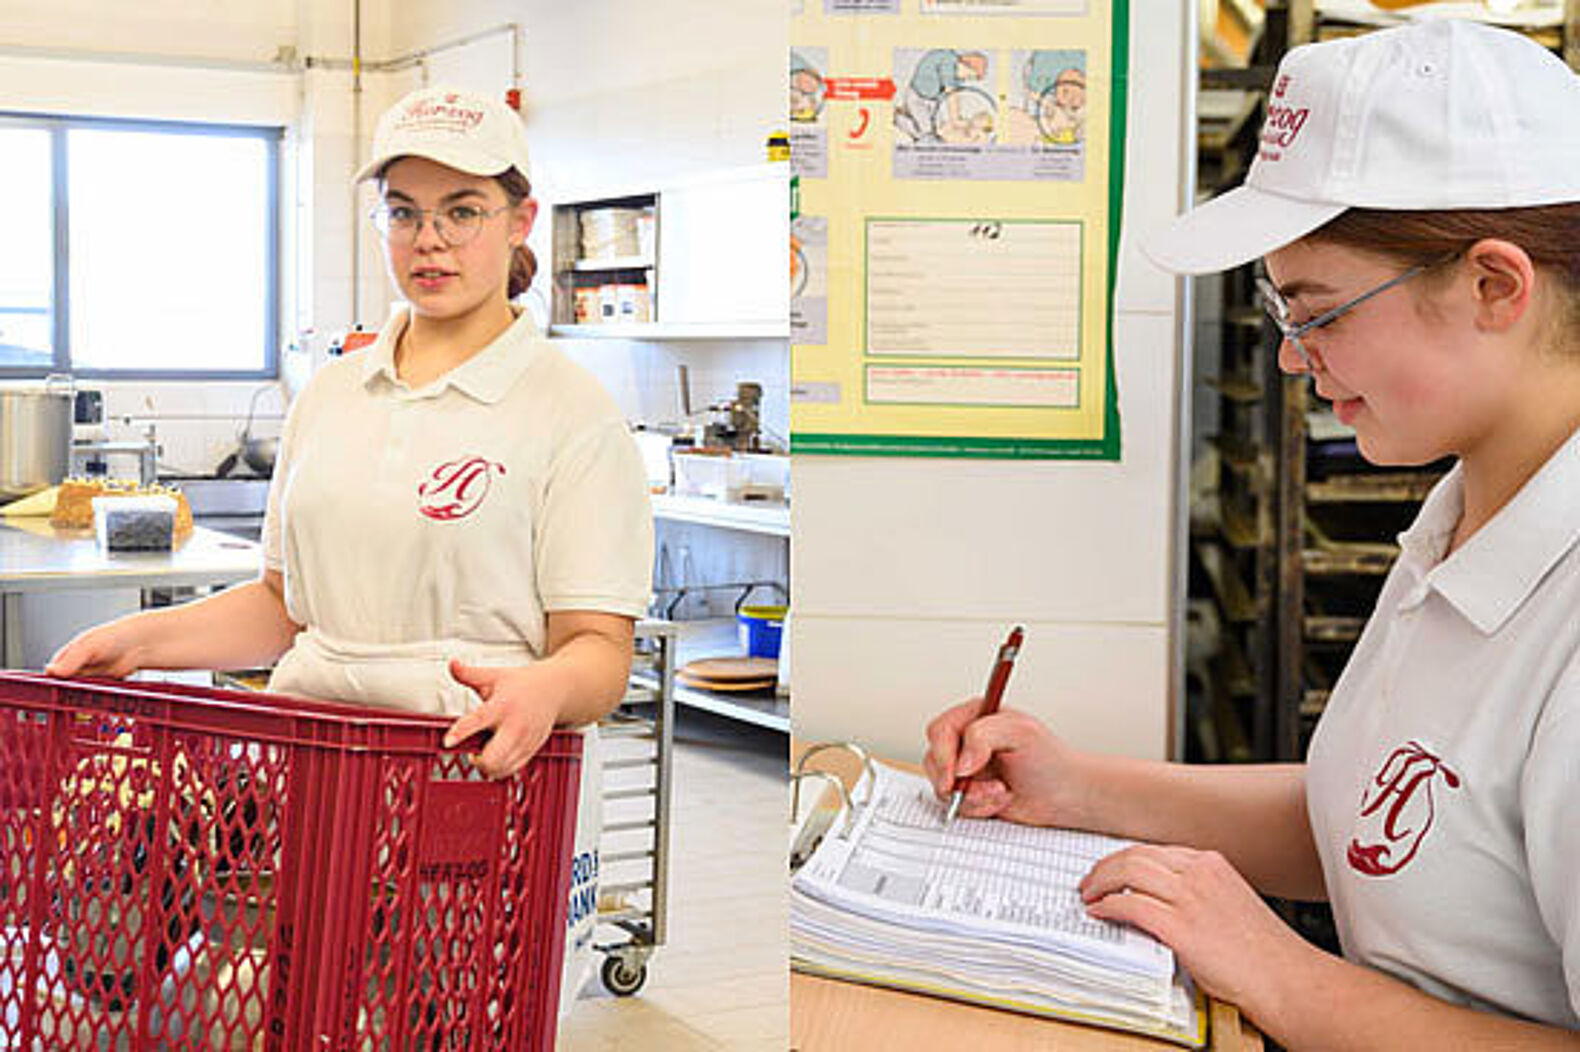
534, 419, 653, 619
1521, 657, 1580, 1020
260, 379, 313, 575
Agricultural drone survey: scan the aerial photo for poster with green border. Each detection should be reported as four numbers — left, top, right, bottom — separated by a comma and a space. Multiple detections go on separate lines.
789, 1, 1128, 460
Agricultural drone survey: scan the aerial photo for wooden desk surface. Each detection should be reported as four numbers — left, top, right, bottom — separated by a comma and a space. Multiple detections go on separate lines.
790, 743, 1264, 1052
792, 972, 1262, 1052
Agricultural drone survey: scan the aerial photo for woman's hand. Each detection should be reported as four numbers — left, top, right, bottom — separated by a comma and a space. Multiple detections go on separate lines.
922, 698, 1091, 828
45, 622, 147, 679
442, 659, 570, 779
1080, 844, 1309, 1020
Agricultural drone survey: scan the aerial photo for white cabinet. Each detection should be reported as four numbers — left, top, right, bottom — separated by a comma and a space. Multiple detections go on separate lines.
549, 165, 790, 340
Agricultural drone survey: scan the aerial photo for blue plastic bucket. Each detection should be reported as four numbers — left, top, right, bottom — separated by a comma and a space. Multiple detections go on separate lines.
737, 605, 787, 659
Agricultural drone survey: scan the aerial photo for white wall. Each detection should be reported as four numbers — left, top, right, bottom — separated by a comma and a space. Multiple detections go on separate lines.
367, 0, 789, 436
790, 6, 1194, 764
0, 0, 349, 474
0, 0, 785, 473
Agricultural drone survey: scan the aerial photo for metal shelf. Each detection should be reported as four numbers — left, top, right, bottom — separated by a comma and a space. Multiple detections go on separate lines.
1306, 472, 1442, 504
549, 321, 789, 341
569, 255, 653, 272
630, 617, 789, 733
651, 493, 790, 537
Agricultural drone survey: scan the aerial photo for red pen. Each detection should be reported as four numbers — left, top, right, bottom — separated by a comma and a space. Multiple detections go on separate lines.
944, 625, 1024, 824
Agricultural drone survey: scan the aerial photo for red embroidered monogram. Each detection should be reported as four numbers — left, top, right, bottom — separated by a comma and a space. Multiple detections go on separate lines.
1347, 740, 1461, 877
417, 456, 507, 521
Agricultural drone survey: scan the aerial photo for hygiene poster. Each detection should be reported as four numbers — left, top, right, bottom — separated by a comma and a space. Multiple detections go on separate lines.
789, 0, 1127, 459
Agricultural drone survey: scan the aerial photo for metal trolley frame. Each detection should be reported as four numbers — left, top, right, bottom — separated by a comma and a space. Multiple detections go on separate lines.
594, 618, 676, 995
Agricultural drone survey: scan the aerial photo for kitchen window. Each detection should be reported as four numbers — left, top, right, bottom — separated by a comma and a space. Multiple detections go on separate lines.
0, 114, 280, 379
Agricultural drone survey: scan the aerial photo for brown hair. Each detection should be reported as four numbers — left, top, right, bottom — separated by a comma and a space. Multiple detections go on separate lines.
496, 167, 538, 299
1309, 205, 1580, 338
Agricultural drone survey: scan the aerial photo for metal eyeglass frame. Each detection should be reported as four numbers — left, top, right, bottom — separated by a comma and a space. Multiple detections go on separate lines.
1254, 250, 1462, 371
369, 203, 512, 247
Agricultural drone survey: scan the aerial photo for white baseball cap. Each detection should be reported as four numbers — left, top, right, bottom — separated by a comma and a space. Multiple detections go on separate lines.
1147, 20, 1580, 275
354, 85, 531, 184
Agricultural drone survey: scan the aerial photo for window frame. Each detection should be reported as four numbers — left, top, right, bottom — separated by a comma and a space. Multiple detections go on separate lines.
0, 110, 282, 381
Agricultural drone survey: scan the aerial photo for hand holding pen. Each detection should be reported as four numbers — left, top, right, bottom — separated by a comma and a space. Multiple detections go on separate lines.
943, 625, 1024, 825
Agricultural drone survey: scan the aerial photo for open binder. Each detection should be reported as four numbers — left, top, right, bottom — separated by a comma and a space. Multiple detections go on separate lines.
790, 743, 1208, 1048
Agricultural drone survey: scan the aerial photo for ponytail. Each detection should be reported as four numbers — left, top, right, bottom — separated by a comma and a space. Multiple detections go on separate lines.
496, 167, 538, 299
509, 242, 538, 299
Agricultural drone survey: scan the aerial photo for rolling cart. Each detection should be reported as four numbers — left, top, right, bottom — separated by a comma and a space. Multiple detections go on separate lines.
594, 618, 676, 995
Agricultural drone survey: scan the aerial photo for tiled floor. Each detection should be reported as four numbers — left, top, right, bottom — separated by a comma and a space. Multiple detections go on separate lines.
559, 709, 788, 1051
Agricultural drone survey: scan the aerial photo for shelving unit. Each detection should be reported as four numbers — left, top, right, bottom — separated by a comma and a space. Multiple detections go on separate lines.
548, 192, 657, 330
651, 494, 790, 538
546, 164, 790, 341
550, 321, 788, 341
628, 618, 788, 733
1190, 1, 1579, 766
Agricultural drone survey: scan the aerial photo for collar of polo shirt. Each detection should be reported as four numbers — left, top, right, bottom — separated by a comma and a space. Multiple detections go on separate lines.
1403, 428, 1580, 635
358, 306, 543, 404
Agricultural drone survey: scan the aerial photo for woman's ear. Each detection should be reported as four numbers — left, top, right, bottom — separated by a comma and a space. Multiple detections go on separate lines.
511, 198, 540, 246
1465, 238, 1536, 334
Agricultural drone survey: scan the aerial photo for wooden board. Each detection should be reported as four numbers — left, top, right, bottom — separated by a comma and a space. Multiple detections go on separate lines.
678, 656, 779, 682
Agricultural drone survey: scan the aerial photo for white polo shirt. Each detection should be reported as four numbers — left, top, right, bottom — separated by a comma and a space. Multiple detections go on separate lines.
1306, 425, 1580, 1028
261, 306, 653, 715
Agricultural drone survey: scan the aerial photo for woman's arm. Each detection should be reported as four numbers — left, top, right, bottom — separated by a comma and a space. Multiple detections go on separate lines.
1081, 843, 1580, 1051
443, 610, 635, 778
1078, 754, 1322, 900
47, 570, 302, 678
1270, 951, 1580, 1051
924, 699, 1324, 899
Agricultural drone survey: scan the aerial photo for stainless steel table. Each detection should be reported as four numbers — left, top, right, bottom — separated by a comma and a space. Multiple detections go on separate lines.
0, 522, 262, 667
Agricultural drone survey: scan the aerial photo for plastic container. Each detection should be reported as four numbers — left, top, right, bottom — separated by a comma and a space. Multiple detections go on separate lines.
737, 605, 787, 659
0, 672, 581, 1051
93, 494, 176, 551
671, 450, 745, 500
578, 208, 645, 260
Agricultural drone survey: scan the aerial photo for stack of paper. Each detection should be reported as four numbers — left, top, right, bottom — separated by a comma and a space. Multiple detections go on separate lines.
790, 762, 1205, 1047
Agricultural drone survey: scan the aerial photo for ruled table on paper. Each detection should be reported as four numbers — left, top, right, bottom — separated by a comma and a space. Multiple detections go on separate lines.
865, 218, 1083, 361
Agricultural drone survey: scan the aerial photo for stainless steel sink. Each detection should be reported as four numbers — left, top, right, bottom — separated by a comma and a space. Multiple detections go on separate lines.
164, 477, 269, 516
160, 477, 268, 540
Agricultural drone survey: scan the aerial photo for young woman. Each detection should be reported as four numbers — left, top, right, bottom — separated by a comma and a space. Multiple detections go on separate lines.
48, 84, 653, 781
926, 21, 1580, 1049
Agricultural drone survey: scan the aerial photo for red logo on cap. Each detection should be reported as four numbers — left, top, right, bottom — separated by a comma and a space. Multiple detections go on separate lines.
1272, 74, 1290, 99
1260, 102, 1310, 158
417, 455, 506, 521
1346, 740, 1460, 878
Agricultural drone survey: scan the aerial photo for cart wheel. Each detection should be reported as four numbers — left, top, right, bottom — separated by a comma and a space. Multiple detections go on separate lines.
601, 954, 648, 996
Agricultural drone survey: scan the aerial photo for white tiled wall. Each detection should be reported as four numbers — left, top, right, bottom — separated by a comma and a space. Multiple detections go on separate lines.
0, 0, 787, 473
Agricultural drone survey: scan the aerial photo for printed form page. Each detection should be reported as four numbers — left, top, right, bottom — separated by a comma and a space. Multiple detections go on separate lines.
795, 762, 1175, 979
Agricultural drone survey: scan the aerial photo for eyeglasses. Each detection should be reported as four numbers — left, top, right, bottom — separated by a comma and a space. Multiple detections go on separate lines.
1255, 251, 1462, 371
369, 202, 512, 247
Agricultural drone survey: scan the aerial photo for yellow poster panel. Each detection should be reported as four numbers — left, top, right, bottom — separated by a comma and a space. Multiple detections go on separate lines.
790, 0, 1128, 459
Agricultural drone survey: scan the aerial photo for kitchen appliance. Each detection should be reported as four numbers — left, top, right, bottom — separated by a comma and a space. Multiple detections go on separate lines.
0, 376, 74, 499
703, 382, 764, 451
72, 388, 106, 444
172, 477, 269, 542
216, 386, 280, 478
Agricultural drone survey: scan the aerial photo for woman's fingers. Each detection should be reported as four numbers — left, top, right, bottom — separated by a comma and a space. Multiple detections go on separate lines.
1084, 884, 1176, 944
448, 657, 503, 698
957, 776, 1012, 818
924, 697, 986, 797
1079, 844, 1193, 903
954, 712, 1035, 778
443, 703, 495, 751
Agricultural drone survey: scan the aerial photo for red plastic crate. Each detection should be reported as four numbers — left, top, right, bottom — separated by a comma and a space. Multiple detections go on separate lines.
0, 671, 582, 1051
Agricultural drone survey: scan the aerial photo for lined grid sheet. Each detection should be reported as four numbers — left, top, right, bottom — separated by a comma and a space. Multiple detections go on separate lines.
837, 783, 1126, 943
795, 761, 1177, 979
790, 761, 1198, 1043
